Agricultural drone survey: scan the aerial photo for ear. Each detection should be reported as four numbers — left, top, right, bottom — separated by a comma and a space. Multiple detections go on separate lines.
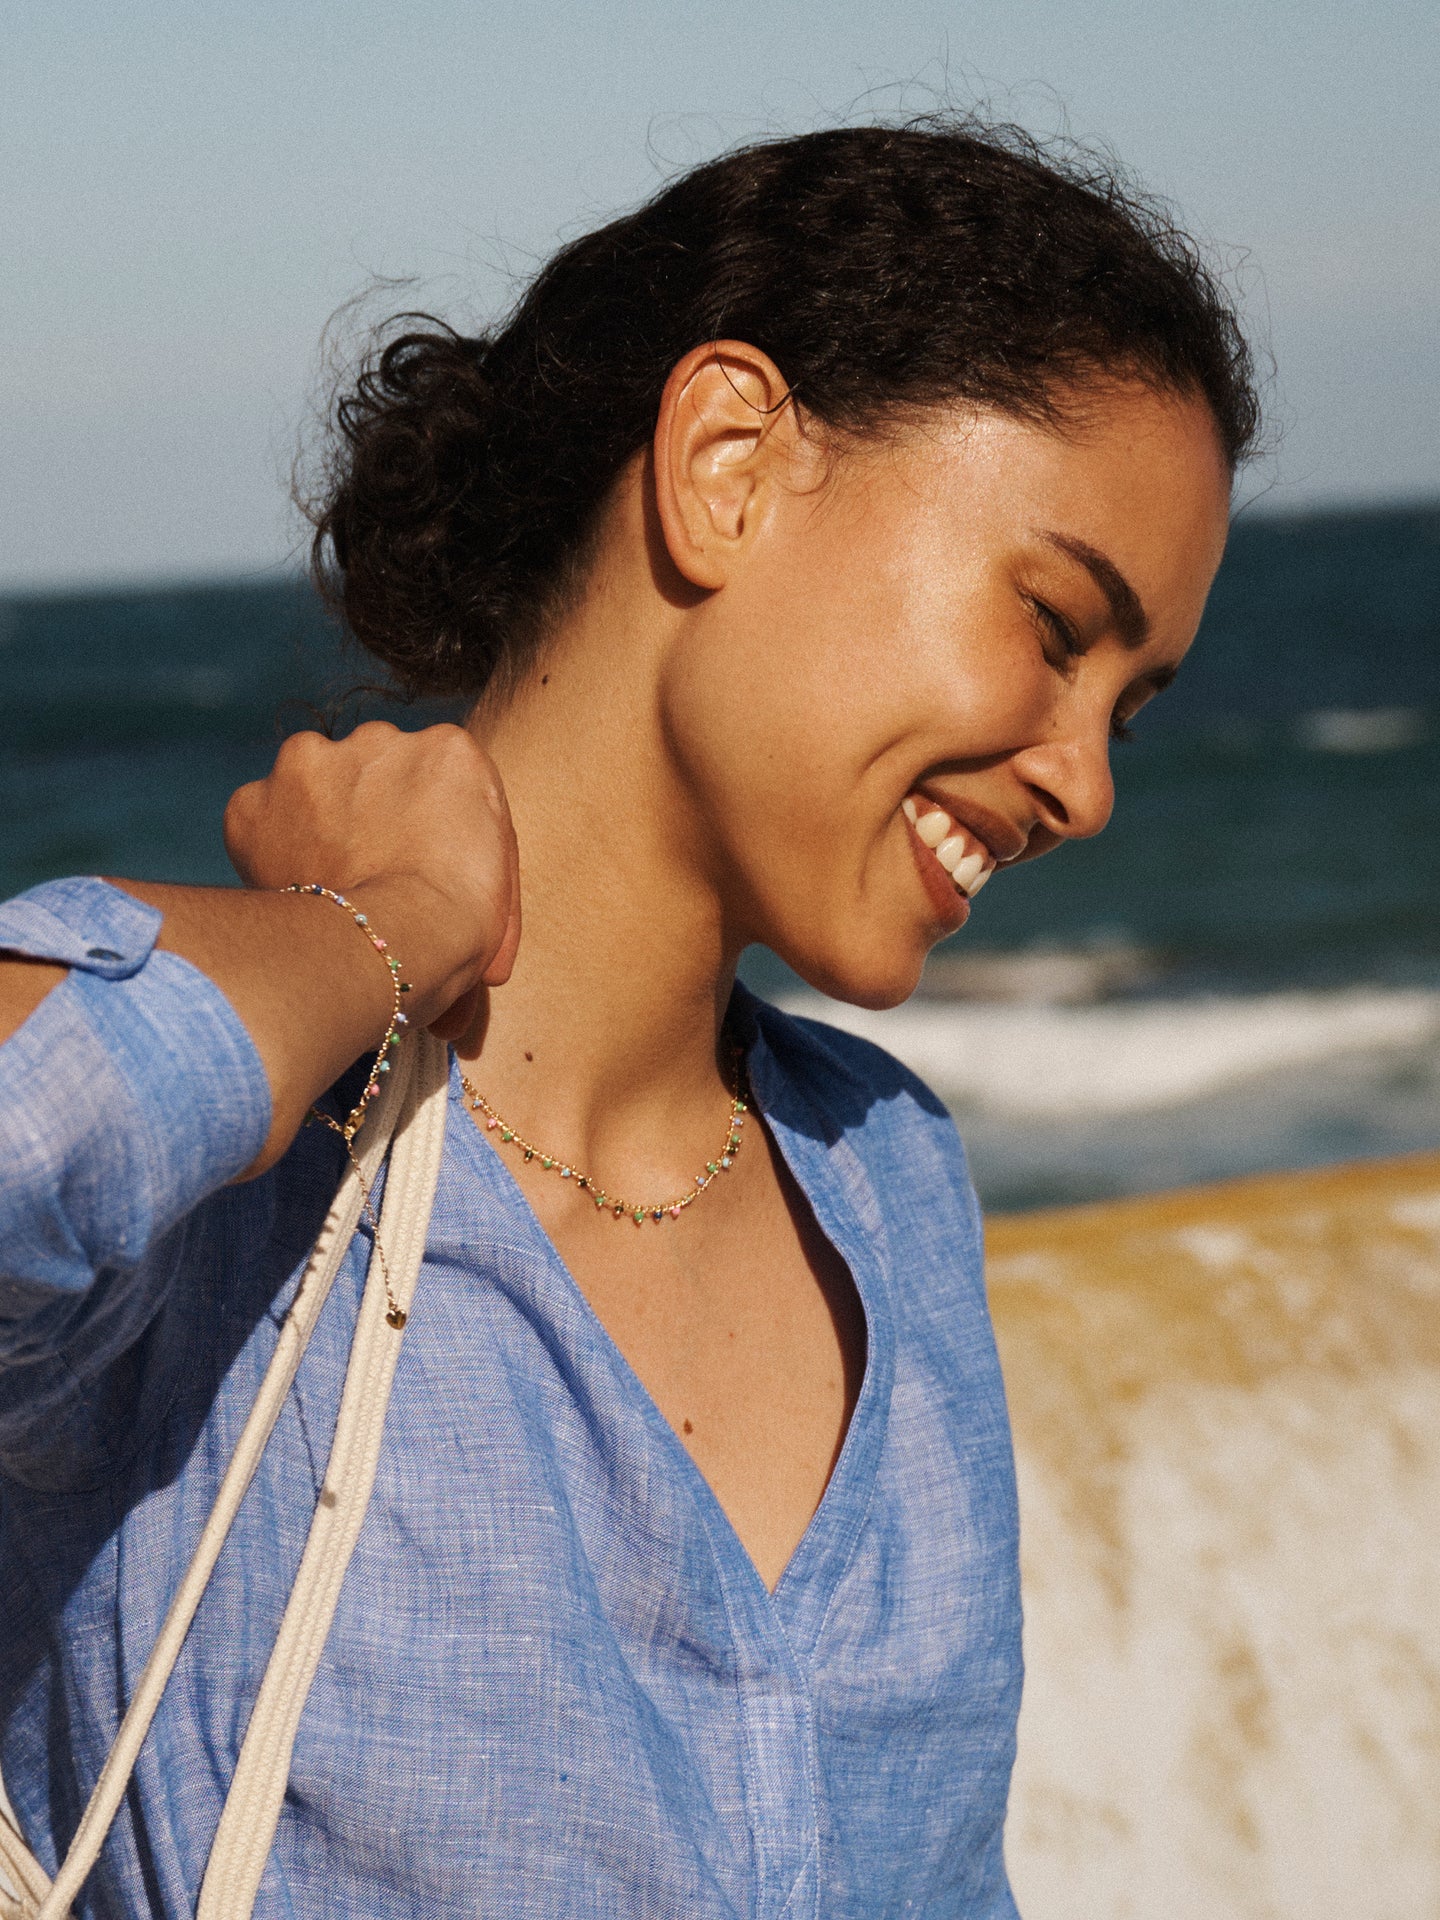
651, 340, 804, 592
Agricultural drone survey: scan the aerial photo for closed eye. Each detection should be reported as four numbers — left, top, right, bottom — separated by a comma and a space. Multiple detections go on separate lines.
1113, 665, 1179, 744
1034, 596, 1137, 738
1029, 597, 1082, 663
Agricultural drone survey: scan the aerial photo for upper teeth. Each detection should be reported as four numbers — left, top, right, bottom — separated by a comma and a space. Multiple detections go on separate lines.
904, 799, 995, 896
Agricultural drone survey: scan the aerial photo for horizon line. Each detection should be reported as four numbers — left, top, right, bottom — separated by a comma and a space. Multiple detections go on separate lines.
2, 492, 1437, 604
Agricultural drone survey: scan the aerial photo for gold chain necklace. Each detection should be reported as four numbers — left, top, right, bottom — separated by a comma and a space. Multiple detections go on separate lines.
457, 1047, 748, 1226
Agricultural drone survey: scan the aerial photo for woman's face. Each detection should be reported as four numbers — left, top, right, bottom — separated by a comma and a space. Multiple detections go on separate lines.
657, 377, 1233, 1007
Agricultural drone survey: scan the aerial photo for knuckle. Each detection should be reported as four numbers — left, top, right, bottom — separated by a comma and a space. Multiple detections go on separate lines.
426, 722, 472, 764
276, 728, 325, 764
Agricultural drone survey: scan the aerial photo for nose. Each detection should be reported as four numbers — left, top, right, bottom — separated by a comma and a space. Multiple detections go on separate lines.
1012, 732, 1116, 843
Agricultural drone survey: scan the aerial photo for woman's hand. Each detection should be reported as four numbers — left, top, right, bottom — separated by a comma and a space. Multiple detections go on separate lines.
108, 721, 521, 1174
224, 721, 521, 1039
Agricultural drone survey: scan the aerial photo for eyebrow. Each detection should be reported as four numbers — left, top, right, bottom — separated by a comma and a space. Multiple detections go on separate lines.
1043, 533, 1150, 649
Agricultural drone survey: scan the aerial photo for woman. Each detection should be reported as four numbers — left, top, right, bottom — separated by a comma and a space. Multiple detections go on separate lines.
0, 122, 1256, 1916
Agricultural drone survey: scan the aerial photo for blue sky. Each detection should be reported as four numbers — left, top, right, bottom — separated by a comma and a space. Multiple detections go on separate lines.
3, 0, 1435, 589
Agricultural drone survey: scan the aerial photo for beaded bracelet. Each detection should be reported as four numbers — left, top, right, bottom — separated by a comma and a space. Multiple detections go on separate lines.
281, 882, 413, 1328
281, 883, 412, 1144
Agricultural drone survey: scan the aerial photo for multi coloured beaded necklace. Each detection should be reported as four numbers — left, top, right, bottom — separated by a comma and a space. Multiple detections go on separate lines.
457, 1046, 749, 1226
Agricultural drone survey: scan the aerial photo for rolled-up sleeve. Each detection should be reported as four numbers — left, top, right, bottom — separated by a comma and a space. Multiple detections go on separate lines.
0, 879, 271, 1346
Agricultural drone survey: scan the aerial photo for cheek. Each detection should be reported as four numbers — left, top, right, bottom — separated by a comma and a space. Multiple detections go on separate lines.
941, 653, 1053, 747
667, 563, 1052, 852
660, 608, 855, 840
798, 504, 1056, 759
666, 532, 898, 802
661, 483, 1054, 881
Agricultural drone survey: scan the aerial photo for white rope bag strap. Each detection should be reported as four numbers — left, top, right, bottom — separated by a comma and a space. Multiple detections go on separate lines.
197, 1029, 449, 1916
0, 1800, 49, 1920
0, 1030, 447, 1920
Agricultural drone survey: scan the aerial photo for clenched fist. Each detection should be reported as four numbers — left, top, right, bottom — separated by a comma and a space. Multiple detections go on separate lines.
224, 721, 520, 1040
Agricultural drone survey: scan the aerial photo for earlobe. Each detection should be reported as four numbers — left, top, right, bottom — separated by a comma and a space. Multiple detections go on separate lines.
652, 340, 796, 592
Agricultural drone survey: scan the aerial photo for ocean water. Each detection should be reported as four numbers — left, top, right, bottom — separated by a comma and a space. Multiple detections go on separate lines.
4, 504, 1439, 1209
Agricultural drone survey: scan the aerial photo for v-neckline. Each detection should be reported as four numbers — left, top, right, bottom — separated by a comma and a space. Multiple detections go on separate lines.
443, 1005, 895, 1635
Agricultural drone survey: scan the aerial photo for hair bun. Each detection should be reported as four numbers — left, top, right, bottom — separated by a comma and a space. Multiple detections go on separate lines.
314, 321, 508, 699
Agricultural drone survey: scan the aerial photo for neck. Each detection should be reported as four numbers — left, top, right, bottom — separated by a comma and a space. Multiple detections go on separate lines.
456, 597, 741, 1171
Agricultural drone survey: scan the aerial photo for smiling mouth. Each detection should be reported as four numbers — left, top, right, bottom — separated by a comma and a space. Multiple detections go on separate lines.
902, 795, 997, 898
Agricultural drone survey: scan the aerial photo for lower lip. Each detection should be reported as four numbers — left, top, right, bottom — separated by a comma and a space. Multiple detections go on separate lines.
907, 824, 971, 931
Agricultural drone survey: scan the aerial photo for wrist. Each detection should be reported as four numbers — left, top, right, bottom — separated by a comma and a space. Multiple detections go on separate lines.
280, 883, 412, 1140
344, 874, 477, 1028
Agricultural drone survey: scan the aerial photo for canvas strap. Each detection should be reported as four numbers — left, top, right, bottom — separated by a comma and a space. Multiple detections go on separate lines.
0, 1030, 449, 1920
197, 1031, 448, 1915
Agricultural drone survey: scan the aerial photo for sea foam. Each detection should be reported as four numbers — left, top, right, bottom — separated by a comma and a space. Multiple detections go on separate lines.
778, 987, 1440, 1118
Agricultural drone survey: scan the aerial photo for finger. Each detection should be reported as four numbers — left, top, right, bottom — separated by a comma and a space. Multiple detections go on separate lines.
427, 982, 482, 1043
223, 779, 261, 830
481, 890, 522, 987
273, 727, 330, 768
480, 821, 522, 987
222, 782, 263, 882
346, 719, 402, 748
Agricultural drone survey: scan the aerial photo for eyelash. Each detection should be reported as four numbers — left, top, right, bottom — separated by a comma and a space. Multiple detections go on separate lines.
1032, 598, 1081, 659
1032, 598, 1137, 744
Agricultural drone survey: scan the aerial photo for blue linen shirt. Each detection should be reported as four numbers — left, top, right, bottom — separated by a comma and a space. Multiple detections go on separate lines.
0, 877, 1022, 1918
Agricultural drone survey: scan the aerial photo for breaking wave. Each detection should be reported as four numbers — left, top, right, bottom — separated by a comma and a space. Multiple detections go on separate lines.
778, 986, 1440, 1119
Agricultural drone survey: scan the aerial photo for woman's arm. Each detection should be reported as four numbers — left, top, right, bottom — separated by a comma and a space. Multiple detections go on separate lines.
0, 960, 66, 1035
1, 721, 519, 1179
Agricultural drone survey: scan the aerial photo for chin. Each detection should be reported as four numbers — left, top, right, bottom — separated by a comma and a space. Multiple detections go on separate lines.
771, 926, 931, 1012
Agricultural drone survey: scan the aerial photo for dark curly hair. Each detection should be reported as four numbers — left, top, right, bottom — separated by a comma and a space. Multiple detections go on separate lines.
309, 119, 1260, 701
